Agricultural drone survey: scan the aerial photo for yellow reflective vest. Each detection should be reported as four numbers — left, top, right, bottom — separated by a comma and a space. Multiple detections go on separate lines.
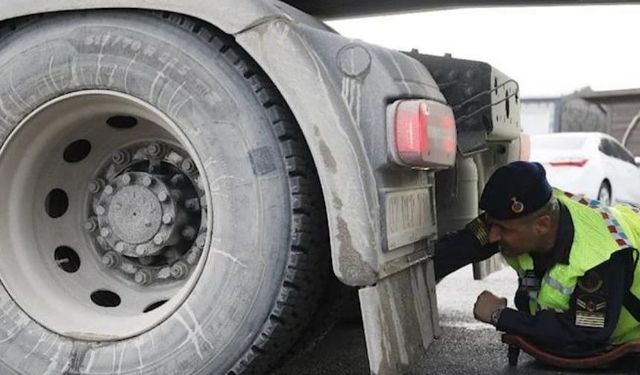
504, 189, 640, 344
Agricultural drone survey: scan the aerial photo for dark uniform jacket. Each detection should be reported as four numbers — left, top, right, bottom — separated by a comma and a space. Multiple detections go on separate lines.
434, 201, 636, 357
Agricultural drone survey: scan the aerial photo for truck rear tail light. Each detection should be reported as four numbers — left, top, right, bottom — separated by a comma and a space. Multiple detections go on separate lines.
549, 159, 589, 167
388, 99, 457, 169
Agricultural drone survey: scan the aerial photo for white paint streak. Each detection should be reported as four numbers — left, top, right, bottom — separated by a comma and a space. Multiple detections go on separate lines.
111, 344, 117, 373
134, 339, 144, 375
170, 96, 192, 117
48, 55, 60, 92
211, 248, 248, 268
149, 61, 172, 102
168, 81, 186, 110
96, 33, 110, 86
42, 342, 65, 375
84, 350, 96, 373
117, 342, 127, 375
124, 51, 140, 92
107, 65, 118, 87
174, 304, 213, 360
24, 331, 47, 360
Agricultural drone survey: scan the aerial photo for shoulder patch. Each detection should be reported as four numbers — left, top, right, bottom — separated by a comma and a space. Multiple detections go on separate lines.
575, 294, 606, 328
577, 271, 603, 293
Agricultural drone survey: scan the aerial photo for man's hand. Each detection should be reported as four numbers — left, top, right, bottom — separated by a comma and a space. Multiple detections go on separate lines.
473, 290, 507, 324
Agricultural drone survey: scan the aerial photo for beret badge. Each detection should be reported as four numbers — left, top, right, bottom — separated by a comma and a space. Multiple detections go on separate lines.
511, 197, 524, 214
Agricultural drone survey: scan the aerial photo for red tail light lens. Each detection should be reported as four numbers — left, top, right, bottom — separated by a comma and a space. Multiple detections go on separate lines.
388, 99, 457, 168
548, 159, 589, 167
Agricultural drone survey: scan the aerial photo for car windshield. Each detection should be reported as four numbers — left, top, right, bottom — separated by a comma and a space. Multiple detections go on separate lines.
531, 135, 588, 150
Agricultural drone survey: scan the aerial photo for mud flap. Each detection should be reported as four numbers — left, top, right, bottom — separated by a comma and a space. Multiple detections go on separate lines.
359, 259, 440, 374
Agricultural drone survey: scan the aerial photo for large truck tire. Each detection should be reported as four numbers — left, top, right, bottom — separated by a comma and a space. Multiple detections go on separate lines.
0, 11, 331, 374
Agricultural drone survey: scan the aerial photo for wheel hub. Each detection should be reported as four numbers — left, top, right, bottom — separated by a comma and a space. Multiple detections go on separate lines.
86, 141, 204, 284
98, 172, 179, 257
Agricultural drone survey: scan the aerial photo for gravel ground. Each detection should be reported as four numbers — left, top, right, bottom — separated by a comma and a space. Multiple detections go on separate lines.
276, 266, 638, 374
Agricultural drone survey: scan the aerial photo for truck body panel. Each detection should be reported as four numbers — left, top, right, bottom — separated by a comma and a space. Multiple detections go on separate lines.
0, 1, 525, 373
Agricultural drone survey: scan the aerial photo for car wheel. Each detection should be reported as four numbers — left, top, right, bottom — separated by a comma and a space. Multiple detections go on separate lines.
0, 11, 332, 374
598, 182, 612, 206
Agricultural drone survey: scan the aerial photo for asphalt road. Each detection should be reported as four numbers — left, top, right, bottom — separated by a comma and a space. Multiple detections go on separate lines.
276, 266, 638, 375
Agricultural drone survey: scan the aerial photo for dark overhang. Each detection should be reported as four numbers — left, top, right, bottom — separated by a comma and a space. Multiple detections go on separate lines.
282, 0, 640, 19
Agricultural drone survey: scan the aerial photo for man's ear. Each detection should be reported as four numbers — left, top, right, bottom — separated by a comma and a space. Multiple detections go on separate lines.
534, 214, 552, 234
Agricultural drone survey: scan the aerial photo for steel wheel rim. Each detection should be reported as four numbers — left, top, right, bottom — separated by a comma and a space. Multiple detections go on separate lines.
0, 90, 211, 340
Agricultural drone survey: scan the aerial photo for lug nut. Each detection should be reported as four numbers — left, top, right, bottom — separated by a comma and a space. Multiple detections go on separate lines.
95, 205, 106, 216
181, 159, 196, 173
196, 234, 206, 249
102, 251, 120, 268
158, 192, 169, 202
142, 176, 153, 187
170, 261, 189, 279
181, 226, 196, 240
171, 175, 185, 187
100, 228, 111, 237
88, 179, 105, 194
162, 214, 173, 225
121, 174, 132, 185
112, 150, 131, 165
185, 198, 200, 211
84, 218, 98, 233
139, 256, 154, 266
134, 270, 152, 285
146, 143, 165, 158
104, 185, 115, 195
135, 245, 147, 256
153, 233, 165, 245
115, 242, 127, 252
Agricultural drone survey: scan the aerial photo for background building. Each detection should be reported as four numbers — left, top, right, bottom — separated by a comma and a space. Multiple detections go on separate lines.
521, 88, 640, 155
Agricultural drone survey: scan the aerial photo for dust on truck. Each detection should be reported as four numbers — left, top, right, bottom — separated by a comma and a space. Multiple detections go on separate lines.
0, 0, 522, 374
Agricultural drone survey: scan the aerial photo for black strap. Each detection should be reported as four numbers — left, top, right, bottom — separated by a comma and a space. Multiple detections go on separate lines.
624, 249, 640, 322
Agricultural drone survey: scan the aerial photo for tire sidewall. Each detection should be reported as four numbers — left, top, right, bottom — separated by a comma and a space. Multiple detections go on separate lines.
0, 12, 291, 374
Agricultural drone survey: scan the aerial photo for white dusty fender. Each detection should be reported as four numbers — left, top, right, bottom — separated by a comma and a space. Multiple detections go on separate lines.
0, 0, 387, 286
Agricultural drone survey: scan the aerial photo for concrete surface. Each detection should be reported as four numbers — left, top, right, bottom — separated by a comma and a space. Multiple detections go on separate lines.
276, 265, 638, 374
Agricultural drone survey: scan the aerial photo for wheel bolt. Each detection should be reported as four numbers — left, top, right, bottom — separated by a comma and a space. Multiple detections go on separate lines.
170, 261, 189, 279
158, 192, 169, 202
135, 245, 147, 256
121, 174, 132, 185
181, 226, 196, 240
146, 143, 165, 158
100, 228, 111, 237
139, 256, 154, 266
115, 242, 127, 252
84, 218, 98, 232
181, 159, 196, 173
153, 233, 165, 245
102, 251, 120, 268
95, 205, 106, 216
185, 198, 200, 211
88, 179, 105, 194
162, 214, 173, 225
171, 175, 185, 186
196, 234, 206, 249
104, 185, 115, 195
112, 150, 131, 165
142, 176, 153, 187
134, 270, 152, 285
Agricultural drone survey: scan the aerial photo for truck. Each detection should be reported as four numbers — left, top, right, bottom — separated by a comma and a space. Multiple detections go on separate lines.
0, 0, 544, 374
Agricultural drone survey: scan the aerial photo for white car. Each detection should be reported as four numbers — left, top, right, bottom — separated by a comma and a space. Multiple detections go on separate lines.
529, 132, 640, 206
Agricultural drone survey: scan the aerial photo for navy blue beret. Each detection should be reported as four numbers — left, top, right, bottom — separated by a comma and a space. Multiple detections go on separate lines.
479, 161, 552, 220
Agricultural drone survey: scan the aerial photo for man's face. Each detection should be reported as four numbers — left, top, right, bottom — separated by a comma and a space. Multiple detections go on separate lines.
486, 215, 544, 257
